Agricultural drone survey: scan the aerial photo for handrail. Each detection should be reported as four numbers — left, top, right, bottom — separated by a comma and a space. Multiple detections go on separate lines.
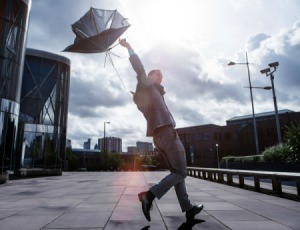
187, 167, 300, 199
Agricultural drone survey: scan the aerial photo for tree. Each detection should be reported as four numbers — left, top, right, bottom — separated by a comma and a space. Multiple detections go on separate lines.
284, 121, 300, 163
65, 147, 79, 171
107, 152, 121, 170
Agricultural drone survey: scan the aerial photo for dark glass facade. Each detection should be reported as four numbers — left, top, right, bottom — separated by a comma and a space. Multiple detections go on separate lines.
18, 49, 70, 169
0, 0, 31, 172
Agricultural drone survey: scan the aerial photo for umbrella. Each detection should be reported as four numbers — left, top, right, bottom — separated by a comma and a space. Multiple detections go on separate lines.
63, 7, 130, 53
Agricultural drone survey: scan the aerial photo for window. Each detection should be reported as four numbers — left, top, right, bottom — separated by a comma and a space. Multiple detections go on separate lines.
224, 132, 231, 141
203, 133, 210, 141
194, 133, 201, 141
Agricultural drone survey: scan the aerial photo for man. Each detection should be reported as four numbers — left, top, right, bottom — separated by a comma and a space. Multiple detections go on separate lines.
119, 39, 203, 222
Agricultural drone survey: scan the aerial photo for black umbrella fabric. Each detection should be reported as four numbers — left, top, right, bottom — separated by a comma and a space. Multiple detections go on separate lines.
63, 8, 130, 53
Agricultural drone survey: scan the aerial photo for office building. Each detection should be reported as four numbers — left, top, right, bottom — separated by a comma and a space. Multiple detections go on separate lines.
127, 146, 138, 154
136, 141, 153, 155
83, 138, 91, 149
71, 148, 102, 171
66, 139, 72, 148
0, 0, 31, 172
98, 137, 122, 154
176, 110, 300, 168
18, 48, 70, 169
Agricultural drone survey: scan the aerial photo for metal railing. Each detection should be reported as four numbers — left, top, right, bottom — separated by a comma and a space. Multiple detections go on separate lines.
187, 167, 300, 199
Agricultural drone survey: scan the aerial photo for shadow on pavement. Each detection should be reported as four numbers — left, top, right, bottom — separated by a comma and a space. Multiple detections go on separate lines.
178, 219, 205, 230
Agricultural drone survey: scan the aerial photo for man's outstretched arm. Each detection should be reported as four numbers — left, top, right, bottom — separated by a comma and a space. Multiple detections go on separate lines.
119, 39, 151, 87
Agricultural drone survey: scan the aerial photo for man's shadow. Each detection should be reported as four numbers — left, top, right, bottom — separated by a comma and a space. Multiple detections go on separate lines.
178, 219, 205, 230
140, 219, 204, 230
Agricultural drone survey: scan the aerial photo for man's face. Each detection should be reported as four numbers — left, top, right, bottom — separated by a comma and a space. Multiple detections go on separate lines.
148, 69, 162, 84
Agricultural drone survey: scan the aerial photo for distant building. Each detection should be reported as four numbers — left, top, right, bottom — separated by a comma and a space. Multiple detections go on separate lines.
137, 141, 153, 155
127, 146, 138, 154
83, 138, 91, 149
226, 109, 299, 155
98, 137, 122, 154
176, 124, 226, 168
71, 149, 102, 171
67, 139, 72, 148
176, 109, 300, 168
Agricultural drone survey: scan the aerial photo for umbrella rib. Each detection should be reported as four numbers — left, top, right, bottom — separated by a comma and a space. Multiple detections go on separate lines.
107, 42, 120, 51
91, 8, 100, 34
104, 52, 108, 68
107, 51, 126, 89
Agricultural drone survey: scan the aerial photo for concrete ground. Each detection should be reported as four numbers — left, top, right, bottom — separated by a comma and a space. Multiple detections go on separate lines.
0, 171, 299, 230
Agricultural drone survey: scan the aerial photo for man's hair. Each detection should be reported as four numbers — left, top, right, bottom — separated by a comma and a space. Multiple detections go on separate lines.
148, 69, 163, 83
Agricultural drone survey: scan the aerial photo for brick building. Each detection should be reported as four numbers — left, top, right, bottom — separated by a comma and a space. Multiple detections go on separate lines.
176, 110, 300, 168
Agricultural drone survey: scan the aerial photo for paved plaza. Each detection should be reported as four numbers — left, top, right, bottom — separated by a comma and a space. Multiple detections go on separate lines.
0, 171, 300, 230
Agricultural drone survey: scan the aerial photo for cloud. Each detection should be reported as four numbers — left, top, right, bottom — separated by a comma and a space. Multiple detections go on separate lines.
27, 0, 300, 150
69, 76, 128, 118
247, 33, 270, 51
248, 20, 300, 104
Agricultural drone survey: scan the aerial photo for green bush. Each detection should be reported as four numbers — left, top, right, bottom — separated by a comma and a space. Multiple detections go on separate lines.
220, 156, 234, 166
261, 143, 292, 162
241, 155, 263, 163
284, 121, 300, 163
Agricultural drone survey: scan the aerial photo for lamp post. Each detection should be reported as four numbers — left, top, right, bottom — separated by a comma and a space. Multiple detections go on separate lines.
228, 52, 260, 154
216, 144, 220, 168
244, 86, 272, 90
260, 62, 282, 144
104, 121, 110, 169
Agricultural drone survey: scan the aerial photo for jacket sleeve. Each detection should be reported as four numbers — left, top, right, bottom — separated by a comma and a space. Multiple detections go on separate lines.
129, 54, 151, 87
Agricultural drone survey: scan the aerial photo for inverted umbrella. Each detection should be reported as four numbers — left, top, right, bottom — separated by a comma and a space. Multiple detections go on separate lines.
63, 7, 130, 53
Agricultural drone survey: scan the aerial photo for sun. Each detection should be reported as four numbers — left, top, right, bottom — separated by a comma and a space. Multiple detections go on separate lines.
130, 0, 215, 45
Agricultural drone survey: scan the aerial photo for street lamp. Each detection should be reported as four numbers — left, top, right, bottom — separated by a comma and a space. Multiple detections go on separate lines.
260, 62, 282, 144
228, 52, 260, 154
104, 121, 110, 169
244, 86, 272, 90
216, 144, 220, 168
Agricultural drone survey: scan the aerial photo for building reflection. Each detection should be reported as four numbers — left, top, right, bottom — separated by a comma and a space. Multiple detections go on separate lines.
0, 0, 31, 172
18, 49, 70, 169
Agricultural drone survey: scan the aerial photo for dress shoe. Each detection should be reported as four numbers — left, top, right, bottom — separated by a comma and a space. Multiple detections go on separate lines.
138, 191, 153, 222
185, 204, 204, 220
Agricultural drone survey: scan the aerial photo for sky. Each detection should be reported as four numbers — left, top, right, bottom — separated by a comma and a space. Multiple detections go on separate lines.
27, 0, 300, 151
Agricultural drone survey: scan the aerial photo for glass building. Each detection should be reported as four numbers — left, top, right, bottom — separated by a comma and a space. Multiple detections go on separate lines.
0, 0, 31, 172
18, 49, 70, 169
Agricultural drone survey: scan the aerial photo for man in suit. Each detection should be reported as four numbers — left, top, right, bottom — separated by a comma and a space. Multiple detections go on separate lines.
120, 39, 203, 222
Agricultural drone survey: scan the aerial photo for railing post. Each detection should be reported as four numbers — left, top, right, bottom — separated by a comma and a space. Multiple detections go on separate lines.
239, 175, 244, 188
296, 179, 300, 199
271, 176, 277, 192
227, 174, 233, 185
217, 172, 220, 182
254, 176, 260, 192
213, 171, 217, 181
197, 170, 201, 179
274, 176, 282, 197
208, 171, 212, 181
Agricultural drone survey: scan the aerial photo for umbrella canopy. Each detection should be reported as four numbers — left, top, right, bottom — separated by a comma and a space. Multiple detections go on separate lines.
63, 8, 130, 53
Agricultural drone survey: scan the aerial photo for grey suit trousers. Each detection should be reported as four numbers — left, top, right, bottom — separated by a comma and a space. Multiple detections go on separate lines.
150, 126, 193, 212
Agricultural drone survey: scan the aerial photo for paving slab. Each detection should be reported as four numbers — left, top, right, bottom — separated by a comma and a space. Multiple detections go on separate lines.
0, 171, 299, 230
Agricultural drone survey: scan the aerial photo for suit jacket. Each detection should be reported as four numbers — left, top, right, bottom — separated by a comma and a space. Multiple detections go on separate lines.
129, 54, 175, 136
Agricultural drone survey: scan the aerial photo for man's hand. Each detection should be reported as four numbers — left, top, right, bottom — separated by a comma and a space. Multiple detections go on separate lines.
119, 38, 131, 49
